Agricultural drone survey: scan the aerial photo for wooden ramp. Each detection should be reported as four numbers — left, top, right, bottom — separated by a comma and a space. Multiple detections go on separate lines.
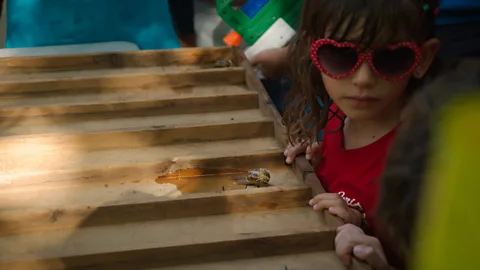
0, 47, 368, 270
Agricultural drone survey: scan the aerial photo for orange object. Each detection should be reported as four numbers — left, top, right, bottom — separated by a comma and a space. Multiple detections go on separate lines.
223, 31, 242, 46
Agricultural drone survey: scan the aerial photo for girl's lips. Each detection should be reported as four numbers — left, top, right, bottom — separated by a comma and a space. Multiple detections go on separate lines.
345, 96, 379, 102
344, 96, 380, 108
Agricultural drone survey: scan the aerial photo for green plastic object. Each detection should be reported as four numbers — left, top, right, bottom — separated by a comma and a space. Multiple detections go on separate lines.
216, 0, 303, 45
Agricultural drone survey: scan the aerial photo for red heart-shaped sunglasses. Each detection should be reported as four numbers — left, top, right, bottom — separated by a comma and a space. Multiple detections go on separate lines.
310, 38, 423, 82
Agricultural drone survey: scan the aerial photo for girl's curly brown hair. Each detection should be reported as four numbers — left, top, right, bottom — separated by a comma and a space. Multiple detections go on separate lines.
282, 0, 441, 145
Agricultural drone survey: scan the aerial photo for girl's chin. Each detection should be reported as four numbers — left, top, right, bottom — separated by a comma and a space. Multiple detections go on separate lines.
338, 106, 383, 122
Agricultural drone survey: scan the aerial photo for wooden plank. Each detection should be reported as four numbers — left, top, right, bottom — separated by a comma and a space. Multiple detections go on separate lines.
292, 156, 325, 195
0, 47, 235, 75
0, 109, 270, 137
0, 147, 285, 188
0, 165, 300, 211
0, 116, 274, 152
0, 120, 273, 151
0, 137, 283, 183
1, 231, 336, 270
0, 208, 336, 270
0, 85, 258, 119
0, 67, 245, 97
0, 186, 311, 236
153, 251, 348, 270
155, 251, 370, 270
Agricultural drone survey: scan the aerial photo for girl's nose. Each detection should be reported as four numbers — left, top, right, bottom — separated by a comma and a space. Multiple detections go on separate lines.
351, 61, 376, 89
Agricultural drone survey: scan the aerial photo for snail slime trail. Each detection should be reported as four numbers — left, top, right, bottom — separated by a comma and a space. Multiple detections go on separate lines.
155, 168, 250, 194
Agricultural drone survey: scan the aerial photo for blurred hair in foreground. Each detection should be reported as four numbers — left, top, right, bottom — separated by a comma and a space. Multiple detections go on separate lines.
376, 57, 480, 267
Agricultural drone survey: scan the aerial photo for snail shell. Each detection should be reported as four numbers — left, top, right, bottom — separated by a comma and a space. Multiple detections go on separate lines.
233, 168, 271, 187
246, 168, 271, 185
213, 59, 234, 68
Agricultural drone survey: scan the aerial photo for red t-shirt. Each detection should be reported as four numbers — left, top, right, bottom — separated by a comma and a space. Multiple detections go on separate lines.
315, 106, 398, 228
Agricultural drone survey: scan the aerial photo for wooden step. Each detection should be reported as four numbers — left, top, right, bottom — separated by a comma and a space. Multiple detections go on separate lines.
0, 109, 269, 136
0, 47, 236, 75
0, 185, 310, 236
151, 251, 348, 270
0, 137, 283, 184
0, 67, 245, 97
0, 109, 273, 151
0, 207, 336, 270
0, 164, 301, 210
0, 85, 258, 119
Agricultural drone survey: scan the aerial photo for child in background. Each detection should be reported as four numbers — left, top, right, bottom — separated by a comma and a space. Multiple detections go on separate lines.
169, 0, 196, 47
335, 58, 480, 269
282, 0, 440, 231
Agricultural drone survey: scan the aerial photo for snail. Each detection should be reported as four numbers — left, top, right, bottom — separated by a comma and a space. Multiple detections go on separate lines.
213, 59, 234, 68
233, 168, 271, 187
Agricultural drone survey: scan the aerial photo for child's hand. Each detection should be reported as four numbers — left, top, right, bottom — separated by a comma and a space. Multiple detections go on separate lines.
283, 141, 322, 165
284, 141, 308, 164
335, 224, 392, 270
249, 47, 289, 79
309, 193, 362, 226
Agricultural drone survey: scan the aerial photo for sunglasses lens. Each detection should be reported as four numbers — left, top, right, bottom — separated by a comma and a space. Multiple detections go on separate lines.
372, 47, 416, 79
316, 44, 358, 76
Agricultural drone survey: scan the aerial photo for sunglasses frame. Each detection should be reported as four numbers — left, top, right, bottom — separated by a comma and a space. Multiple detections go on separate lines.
310, 38, 423, 82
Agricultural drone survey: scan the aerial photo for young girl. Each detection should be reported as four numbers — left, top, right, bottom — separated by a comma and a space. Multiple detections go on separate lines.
335, 58, 480, 269
282, 0, 440, 232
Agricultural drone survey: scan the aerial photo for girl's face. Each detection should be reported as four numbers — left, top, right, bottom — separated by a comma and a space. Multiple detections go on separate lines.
322, 62, 410, 120
312, 23, 439, 121
321, 60, 410, 121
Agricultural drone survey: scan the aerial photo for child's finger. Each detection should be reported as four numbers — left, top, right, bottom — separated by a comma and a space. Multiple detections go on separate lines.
285, 150, 297, 164
305, 145, 312, 160
283, 145, 292, 157
305, 142, 322, 160
305, 143, 316, 160
335, 231, 355, 266
336, 225, 387, 267
336, 224, 364, 234
311, 199, 342, 211
309, 193, 342, 206
285, 142, 308, 164
284, 145, 297, 164
353, 244, 389, 269
335, 224, 368, 267
327, 206, 350, 222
